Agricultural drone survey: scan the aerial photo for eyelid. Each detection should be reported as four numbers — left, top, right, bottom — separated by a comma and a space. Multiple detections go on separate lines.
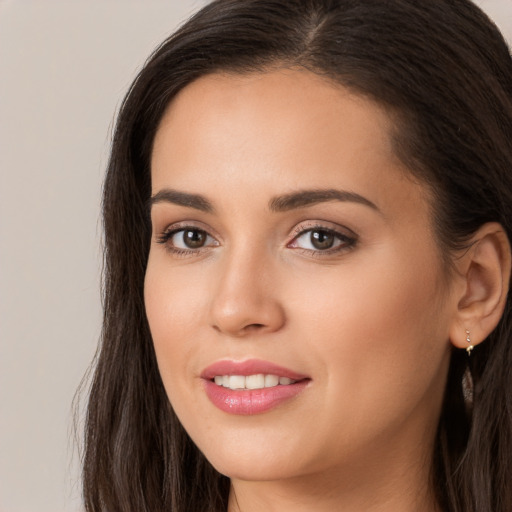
290, 220, 357, 239
156, 219, 221, 240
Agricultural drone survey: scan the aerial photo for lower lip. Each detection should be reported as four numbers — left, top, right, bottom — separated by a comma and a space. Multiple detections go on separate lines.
203, 379, 309, 415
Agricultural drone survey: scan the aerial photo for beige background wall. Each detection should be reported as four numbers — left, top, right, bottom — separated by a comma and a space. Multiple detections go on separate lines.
0, 1, 510, 511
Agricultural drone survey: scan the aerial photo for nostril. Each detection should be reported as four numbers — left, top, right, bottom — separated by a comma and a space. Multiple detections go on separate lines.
211, 323, 265, 334
245, 323, 265, 330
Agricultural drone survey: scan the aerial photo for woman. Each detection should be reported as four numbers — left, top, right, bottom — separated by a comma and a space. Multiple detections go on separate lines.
82, 0, 512, 511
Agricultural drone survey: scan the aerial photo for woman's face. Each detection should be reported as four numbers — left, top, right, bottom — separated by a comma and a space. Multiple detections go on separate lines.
145, 69, 457, 483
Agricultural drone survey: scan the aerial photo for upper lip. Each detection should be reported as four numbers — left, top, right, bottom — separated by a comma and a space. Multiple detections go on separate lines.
200, 358, 309, 381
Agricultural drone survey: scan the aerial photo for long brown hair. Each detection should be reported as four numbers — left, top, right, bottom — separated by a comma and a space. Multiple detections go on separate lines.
81, 1, 512, 510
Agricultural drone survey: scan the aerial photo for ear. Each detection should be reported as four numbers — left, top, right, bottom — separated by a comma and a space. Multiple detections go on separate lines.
449, 222, 511, 350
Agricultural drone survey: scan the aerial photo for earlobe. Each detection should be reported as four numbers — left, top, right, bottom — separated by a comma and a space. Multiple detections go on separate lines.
449, 222, 511, 350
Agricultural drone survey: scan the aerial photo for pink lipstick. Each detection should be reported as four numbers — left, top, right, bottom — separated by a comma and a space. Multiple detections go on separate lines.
201, 359, 310, 415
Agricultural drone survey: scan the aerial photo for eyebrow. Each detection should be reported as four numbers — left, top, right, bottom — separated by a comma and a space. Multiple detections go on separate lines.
268, 188, 379, 213
149, 189, 215, 213
149, 187, 379, 214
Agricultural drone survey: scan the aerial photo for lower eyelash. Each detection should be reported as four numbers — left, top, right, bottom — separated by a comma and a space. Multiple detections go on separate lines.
166, 248, 197, 256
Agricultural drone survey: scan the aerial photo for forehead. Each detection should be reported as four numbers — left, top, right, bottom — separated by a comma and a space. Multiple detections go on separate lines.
153, 69, 396, 166
151, 68, 429, 222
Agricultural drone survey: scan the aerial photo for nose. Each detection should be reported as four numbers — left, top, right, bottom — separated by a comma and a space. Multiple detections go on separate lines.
209, 248, 286, 337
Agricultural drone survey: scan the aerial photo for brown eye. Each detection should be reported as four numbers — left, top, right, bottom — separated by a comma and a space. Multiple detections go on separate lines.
289, 225, 357, 254
176, 229, 208, 249
181, 229, 208, 248
157, 226, 218, 252
310, 230, 335, 250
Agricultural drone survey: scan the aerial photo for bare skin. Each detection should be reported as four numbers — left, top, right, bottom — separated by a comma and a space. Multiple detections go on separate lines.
145, 69, 510, 512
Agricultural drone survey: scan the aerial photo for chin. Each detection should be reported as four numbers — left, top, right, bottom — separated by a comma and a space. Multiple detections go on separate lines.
192, 429, 309, 482
209, 454, 299, 482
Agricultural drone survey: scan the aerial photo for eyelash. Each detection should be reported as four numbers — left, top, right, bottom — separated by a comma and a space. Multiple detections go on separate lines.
155, 222, 358, 258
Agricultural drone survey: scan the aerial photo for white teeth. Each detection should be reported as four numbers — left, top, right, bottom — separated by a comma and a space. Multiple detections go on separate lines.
229, 375, 246, 389
246, 374, 265, 389
264, 374, 279, 387
212, 374, 297, 390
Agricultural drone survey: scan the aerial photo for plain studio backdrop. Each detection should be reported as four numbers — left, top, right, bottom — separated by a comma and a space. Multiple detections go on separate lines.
0, 1, 510, 511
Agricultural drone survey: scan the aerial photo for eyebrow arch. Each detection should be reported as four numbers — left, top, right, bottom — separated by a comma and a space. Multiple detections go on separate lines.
149, 189, 214, 213
269, 188, 379, 213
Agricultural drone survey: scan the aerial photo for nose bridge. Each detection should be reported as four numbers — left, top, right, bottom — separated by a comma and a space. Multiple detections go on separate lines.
210, 238, 285, 336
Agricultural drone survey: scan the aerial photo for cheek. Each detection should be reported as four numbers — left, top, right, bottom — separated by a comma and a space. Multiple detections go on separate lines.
290, 244, 451, 424
293, 243, 447, 341
144, 259, 204, 390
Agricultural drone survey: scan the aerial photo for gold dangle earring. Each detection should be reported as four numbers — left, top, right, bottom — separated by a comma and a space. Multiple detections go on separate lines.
465, 329, 474, 355
463, 329, 474, 409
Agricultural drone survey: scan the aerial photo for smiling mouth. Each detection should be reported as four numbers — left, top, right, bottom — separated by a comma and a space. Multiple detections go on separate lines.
212, 374, 298, 390
201, 359, 310, 414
